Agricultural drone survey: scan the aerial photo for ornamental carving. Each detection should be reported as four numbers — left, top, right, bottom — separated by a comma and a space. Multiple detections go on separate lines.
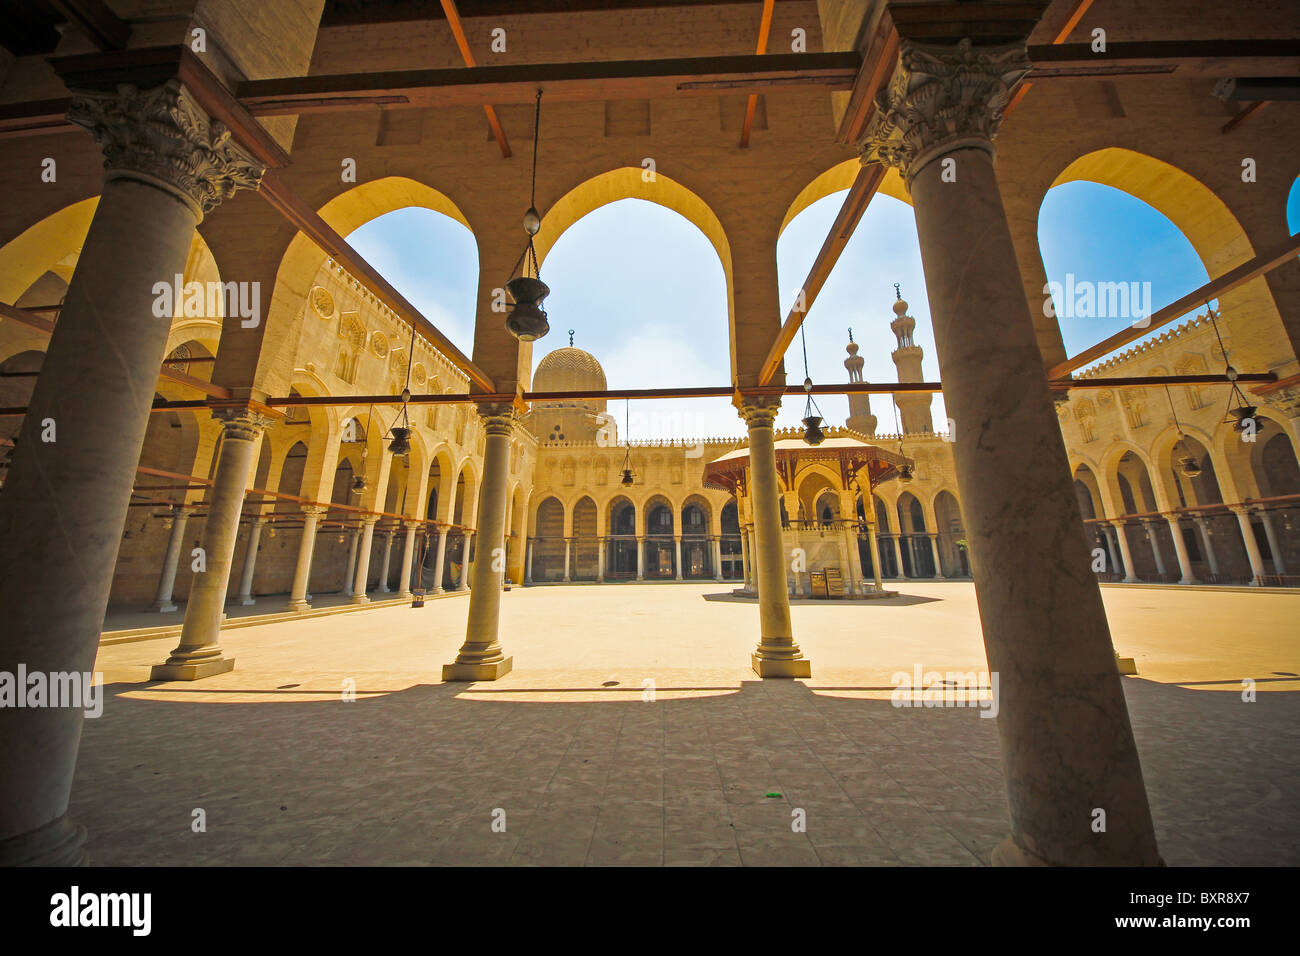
859, 38, 1031, 181
371, 330, 390, 358
310, 286, 336, 319
412, 363, 427, 387
67, 80, 265, 218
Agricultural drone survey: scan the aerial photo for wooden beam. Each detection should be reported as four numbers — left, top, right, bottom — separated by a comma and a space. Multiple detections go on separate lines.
440, 0, 512, 158
738, 0, 775, 149
834, 18, 900, 145
258, 171, 496, 394
1051, 0, 1095, 44
1222, 100, 1269, 134
1048, 231, 1300, 379
238, 52, 859, 116
756, 163, 887, 387
0, 302, 55, 335
157, 365, 231, 400
1028, 39, 1300, 79
47, 0, 130, 52
0, 99, 75, 141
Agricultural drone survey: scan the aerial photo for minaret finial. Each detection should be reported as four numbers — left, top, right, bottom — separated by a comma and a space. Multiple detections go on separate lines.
568, 328, 574, 346
847, 327, 854, 344
893, 282, 901, 300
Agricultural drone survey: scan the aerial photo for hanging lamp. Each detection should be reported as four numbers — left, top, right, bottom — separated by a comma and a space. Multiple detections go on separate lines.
506, 90, 551, 342
384, 323, 417, 457
892, 395, 914, 483
1163, 385, 1202, 479
1204, 303, 1257, 432
351, 405, 371, 494
798, 323, 825, 445
620, 399, 635, 485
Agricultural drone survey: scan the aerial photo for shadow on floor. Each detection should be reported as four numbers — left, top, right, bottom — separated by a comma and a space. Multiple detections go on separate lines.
701, 591, 941, 607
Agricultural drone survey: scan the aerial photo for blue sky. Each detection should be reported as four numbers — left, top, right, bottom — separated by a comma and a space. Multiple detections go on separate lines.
348, 176, 1285, 441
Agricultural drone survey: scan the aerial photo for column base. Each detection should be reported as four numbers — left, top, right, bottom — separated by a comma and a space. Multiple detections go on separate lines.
149, 656, 235, 681
154, 602, 178, 613
1178, 578, 1198, 586
239, 597, 256, 606
350, 593, 370, 605
396, 590, 413, 601
431, 586, 445, 595
285, 599, 312, 613
442, 656, 513, 682
751, 653, 811, 678
0, 813, 87, 866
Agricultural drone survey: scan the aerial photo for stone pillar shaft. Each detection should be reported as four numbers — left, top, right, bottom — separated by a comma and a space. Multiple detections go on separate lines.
432, 528, 449, 593
378, 530, 394, 593
867, 523, 884, 591
862, 35, 1157, 865
674, 536, 683, 581
1195, 518, 1219, 576
153, 505, 192, 611
1232, 507, 1268, 584
563, 538, 571, 582
1256, 509, 1286, 575
1143, 521, 1167, 577
397, 524, 417, 599
636, 536, 644, 580
1112, 521, 1140, 583
287, 507, 323, 610
235, 516, 264, 605
341, 528, 359, 596
1165, 516, 1197, 585
457, 533, 473, 591
523, 537, 533, 585
350, 519, 378, 602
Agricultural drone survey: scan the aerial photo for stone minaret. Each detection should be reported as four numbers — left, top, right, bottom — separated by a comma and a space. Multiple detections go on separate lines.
889, 285, 933, 434
842, 328, 877, 436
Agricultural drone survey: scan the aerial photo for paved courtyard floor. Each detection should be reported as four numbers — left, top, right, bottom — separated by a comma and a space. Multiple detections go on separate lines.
73, 582, 1300, 866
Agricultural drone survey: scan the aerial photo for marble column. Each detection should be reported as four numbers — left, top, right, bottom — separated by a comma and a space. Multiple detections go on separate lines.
861, 36, 1158, 865
562, 538, 571, 582
636, 535, 645, 580
1231, 506, 1268, 585
351, 517, 378, 603
1142, 520, 1167, 578
152, 504, 193, 612
234, 515, 265, 606
457, 532, 474, 591
1195, 517, 1219, 576
396, 522, 418, 600
286, 506, 324, 611
674, 536, 683, 581
0, 78, 265, 866
523, 537, 533, 585
598, 538, 607, 582
1165, 515, 1198, 585
1112, 521, 1140, 583
1256, 509, 1286, 574
738, 399, 809, 677
378, 529, 394, 593
714, 538, 723, 582
927, 533, 945, 579
443, 406, 514, 680
432, 528, 449, 593
867, 522, 884, 592
152, 410, 269, 681
740, 530, 751, 589
341, 528, 360, 596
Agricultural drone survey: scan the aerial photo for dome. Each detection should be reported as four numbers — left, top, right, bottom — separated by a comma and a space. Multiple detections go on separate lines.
893, 297, 909, 316
532, 346, 607, 410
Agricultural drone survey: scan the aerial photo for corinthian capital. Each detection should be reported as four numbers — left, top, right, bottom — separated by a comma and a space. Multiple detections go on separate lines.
860, 38, 1031, 183
736, 395, 782, 429
67, 80, 265, 219
475, 402, 518, 436
212, 406, 275, 442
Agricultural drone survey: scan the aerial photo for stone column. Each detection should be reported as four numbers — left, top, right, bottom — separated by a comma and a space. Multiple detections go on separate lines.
396, 522, 418, 600
1165, 515, 1198, 585
636, 535, 645, 580
674, 536, 683, 581
714, 538, 723, 582
1194, 516, 1219, 576
1256, 509, 1286, 574
432, 528, 449, 593
351, 517, 378, 603
286, 506, 324, 611
1230, 506, 1268, 585
562, 538, 571, 582
523, 537, 533, 584
861, 36, 1158, 865
1103, 524, 1122, 577
1142, 520, 1167, 578
1112, 521, 1140, 583
341, 527, 360, 596
152, 504, 193, 612
378, 529, 394, 593
598, 538, 607, 582
0, 78, 265, 865
457, 532, 474, 591
443, 406, 514, 680
740, 530, 751, 589
927, 533, 945, 579
152, 409, 270, 681
738, 399, 809, 677
234, 515, 265, 606
867, 522, 884, 592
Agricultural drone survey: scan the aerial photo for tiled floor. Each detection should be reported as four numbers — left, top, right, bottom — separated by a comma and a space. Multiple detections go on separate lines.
71, 582, 1300, 865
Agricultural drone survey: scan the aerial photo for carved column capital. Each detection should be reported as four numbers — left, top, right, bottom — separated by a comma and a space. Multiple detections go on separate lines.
300, 505, 327, 517
67, 80, 266, 220
736, 395, 782, 429
212, 406, 275, 442
475, 402, 518, 437
859, 38, 1031, 184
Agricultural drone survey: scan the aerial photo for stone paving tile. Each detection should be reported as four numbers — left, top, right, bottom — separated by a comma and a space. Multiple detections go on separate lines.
70, 583, 1300, 866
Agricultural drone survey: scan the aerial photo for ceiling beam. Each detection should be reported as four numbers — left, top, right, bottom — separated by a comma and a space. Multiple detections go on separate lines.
738, 0, 775, 149
0, 301, 55, 334
237, 52, 859, 116
1004, 0, 1093, 118
1222, 100, 1270, 134
258, 171, 497, 394
756, 162, 887, 387
834, 17, 899, 145
47, 0, 130, 52
440, 0, 512, 158
1027, 39, 1300, 79
1048, 231, 1300, 379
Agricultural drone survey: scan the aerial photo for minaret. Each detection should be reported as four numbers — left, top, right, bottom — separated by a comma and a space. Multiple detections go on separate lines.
889, 284, 933, 434
843, 328, 877, 436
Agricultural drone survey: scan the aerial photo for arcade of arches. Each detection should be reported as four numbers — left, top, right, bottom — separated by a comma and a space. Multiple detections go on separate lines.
0, 0, 1297, 869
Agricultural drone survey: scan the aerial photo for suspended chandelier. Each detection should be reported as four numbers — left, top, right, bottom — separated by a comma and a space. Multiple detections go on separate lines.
1163, 385, 1202, 479
351, 404, 372, 493
798, 323, 825, 445
384, 323, 417, 457
892, 394, 913, 483
506, 89, 551, 342
1204, 303, 1257, 432
620, 399, 635, 485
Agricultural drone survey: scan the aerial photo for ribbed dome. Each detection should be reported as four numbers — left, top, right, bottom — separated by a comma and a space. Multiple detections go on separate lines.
533, 346, 607, 395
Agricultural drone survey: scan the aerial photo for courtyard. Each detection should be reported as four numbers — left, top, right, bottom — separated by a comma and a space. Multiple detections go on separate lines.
75, 583, 1300, 866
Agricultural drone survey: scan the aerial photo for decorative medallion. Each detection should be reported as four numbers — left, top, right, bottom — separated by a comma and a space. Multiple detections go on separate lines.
412, 363, 427, 387
371, 331, 389, 358
309, 286, 335, 319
